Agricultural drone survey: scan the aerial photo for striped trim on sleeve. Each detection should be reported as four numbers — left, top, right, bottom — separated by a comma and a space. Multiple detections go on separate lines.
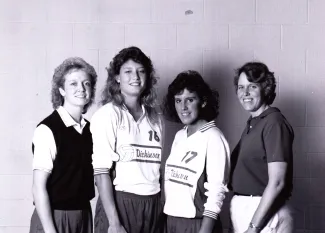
203, 210, 218, 220
94, 168, 110, 175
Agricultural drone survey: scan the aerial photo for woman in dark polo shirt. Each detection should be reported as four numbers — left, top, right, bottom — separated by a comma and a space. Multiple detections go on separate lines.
228, 62, 294, 233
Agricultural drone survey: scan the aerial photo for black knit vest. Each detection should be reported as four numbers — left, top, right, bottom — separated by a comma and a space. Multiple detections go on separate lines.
32, 111, 95, 210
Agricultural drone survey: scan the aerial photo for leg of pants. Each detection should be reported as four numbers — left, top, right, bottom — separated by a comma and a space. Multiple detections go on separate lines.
229, 195, 293, 233
94, 191, 164, 233
166, 215, 223, 233
274, 204, 294, 233
94, 198, 108, 233
29, 205, 93, 233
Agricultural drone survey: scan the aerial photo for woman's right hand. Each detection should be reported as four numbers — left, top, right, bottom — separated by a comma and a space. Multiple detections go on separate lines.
108, 225, 127, 233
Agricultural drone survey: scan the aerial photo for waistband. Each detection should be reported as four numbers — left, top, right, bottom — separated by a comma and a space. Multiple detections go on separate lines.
115, 190, 161, 200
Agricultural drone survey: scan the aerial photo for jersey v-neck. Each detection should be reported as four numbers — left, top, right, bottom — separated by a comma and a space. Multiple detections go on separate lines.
185, 120, 215, 138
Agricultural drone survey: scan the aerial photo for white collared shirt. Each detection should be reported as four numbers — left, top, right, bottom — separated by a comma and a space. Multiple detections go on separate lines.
32, 106, 87, 173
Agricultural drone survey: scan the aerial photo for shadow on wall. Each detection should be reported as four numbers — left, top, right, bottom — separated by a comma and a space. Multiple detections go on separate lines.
276, 89, 307, 231
203, 62, 240, 231
161, 120, 183, 165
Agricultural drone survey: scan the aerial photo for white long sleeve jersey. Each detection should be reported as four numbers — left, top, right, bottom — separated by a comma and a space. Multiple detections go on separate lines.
163, 121, 230, 220
91, 103, 163, 195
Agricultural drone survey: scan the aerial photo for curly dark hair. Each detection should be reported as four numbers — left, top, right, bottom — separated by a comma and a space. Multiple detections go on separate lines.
101, 46, 159, 124
51, 57, 97, 113
163, 70, 219, 123
234, 62, 276, 105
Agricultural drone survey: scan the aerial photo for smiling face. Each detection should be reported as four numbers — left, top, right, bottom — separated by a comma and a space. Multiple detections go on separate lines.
174, 88, 205, 126
59, 69, 91, 109
237, 72, 267, 117
116, 59, 147, 99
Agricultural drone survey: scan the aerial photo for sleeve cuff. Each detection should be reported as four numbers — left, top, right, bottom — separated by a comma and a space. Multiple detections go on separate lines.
203, 210, 218, 220
33, 167, 52, 173
94, 168, 110, 175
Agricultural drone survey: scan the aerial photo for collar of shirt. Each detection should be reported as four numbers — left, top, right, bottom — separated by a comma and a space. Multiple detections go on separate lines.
183, 120, 216, 135
122, 103, 146, 122
245, 107, 280, 134
246, 107, 280, 124
56, 106, 87, 133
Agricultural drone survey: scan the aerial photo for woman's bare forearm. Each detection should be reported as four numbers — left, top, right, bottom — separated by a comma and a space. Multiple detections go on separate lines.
95, 174, 121, 227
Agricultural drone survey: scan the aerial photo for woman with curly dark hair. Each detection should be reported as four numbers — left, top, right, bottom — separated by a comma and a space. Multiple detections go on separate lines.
228, 62, 294, 233
162, 70, 230, 233
91, 47, 164, 233
29, 57, 97, 233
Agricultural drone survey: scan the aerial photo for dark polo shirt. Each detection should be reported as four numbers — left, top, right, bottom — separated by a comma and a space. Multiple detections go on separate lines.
229, 107, 294, 198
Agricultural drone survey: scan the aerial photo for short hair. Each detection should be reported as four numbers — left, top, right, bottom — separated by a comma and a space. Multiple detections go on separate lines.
51, 57, 97, 113
234, 62, 276, 105
163, 70, 219, 123
101, 46, 159, 124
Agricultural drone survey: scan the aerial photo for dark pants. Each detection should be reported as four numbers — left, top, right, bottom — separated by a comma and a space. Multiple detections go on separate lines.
166, 215, 223, 233
94, 191, 164, 233
29, 205, 93, 233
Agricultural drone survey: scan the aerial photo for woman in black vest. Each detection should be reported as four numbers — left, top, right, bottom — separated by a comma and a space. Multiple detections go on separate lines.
228, 62, 294, 233
29, 57, 97, 233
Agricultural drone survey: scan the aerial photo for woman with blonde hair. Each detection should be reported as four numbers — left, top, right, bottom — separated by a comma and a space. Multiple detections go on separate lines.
30, 57, 97, 233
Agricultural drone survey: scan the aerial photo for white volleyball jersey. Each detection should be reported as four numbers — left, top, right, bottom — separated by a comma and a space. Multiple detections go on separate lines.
91, 102, 163, 195
163, 121, 230, 220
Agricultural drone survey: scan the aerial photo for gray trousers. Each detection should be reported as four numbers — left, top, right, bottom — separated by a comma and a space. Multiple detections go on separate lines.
94, 191, 164, 233
166, 215, 223, 233
29, 205, 93, 233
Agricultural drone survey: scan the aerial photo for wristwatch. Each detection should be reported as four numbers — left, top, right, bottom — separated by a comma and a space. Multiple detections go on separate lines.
249, 222, 262, 231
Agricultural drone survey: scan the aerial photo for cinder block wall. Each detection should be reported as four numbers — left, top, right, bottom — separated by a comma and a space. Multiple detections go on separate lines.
0, 1, 324, 232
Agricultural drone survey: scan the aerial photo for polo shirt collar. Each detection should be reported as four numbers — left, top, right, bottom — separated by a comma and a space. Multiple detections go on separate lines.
56, 106, 87, 129
122, 103, 146, 119
247, 107, 280, 123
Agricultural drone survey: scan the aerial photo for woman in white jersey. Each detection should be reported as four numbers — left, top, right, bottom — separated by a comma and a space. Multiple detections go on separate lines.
91, 46, 164, 233
162, 70, 230, 233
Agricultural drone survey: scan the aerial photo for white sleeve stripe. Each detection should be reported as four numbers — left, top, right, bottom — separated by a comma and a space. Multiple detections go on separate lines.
94, 168, 110, 175
33, 168, 52, 173
203, 210, 218, 220
94, 168, 110, 171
